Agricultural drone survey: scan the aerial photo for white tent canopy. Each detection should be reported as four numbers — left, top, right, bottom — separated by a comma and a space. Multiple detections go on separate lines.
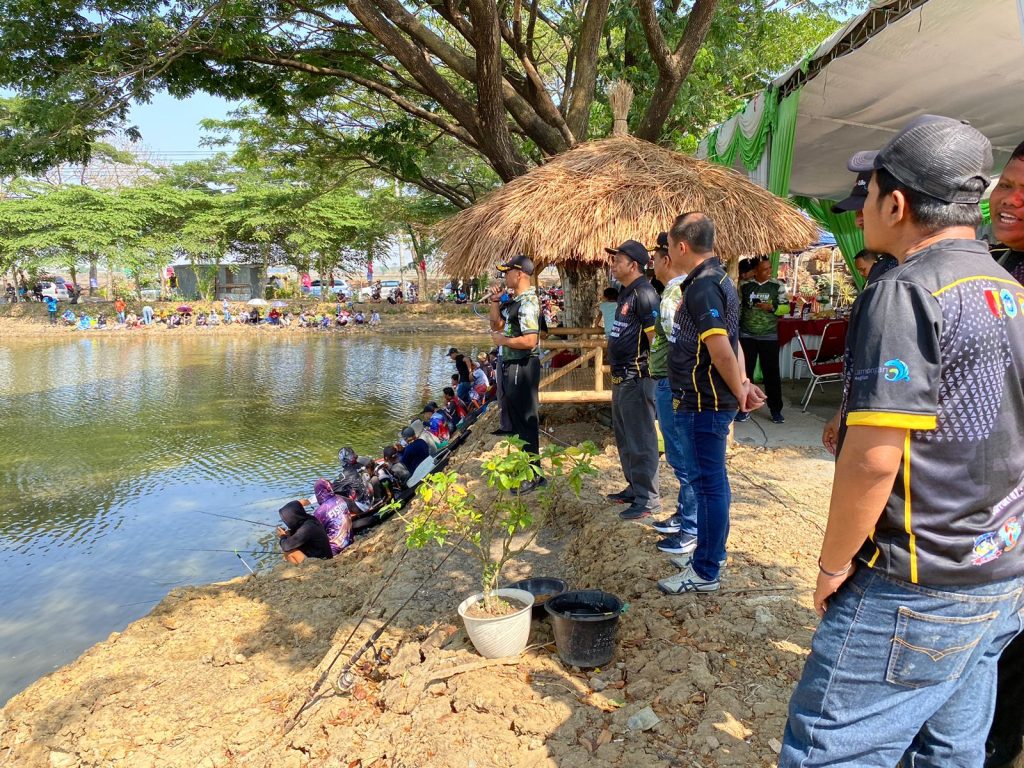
699, 0, 1024, 201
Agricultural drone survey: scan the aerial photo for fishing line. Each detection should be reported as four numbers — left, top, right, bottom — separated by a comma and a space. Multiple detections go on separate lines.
198, 510, 280, 528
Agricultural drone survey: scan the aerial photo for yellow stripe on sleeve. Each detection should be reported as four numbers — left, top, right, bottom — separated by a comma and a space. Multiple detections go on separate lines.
903, 430, 918, 584
846, 412, 937, 430
698, 328, 728, 341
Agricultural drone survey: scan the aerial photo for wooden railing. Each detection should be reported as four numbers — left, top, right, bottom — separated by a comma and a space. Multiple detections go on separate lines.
538, 327, 612, 403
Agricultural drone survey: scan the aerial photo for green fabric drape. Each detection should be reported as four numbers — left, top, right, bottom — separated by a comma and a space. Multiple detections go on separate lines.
768, 89, 801, 273
795, 196, 867, 290
706, 90, 778, 171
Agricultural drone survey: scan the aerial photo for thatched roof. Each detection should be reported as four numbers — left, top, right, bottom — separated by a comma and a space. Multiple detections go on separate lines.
439, 136, 819, 277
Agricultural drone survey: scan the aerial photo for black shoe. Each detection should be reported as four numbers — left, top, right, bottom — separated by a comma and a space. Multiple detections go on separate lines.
734, 412, 751, 423
511, 476, 547, 496
491, 429, 514, 436
606, 489, 634, 504
771, 411, 785, 424
619, 504, 655, 521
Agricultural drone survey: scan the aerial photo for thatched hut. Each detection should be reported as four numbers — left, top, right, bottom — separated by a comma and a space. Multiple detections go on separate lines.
438, 135, 818, 325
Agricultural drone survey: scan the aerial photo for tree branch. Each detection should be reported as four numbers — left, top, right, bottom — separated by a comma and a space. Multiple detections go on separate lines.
563, 0, 612, 140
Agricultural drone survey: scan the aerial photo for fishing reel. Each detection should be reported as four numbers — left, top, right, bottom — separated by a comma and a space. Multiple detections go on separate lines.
332, 645, 394, 695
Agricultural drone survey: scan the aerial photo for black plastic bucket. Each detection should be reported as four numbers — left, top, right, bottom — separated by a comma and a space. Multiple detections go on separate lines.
544, 590, 623, 668
503, 577, 568, 618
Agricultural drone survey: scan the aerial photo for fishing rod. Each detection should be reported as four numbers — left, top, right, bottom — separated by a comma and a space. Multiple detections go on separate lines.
198, 510, 280, 528
172, 548, 277, 555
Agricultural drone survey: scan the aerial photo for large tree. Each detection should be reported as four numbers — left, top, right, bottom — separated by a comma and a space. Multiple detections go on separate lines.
0, 0, 856, 318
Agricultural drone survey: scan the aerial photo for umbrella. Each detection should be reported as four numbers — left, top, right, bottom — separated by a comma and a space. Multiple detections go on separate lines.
176, 305, 192, 313
271, 301, 288, 308
439, 135, 818, 276
247, 298, 269, 307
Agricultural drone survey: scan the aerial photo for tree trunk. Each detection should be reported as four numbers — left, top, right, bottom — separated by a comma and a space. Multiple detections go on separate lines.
69, 264, 77, 291
88, 256, 98, 297
106, 257, 114, 299
557, 261, 604, 328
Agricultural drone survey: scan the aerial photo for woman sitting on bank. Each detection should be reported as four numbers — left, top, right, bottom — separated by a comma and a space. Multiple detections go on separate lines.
277, 478, 353, 563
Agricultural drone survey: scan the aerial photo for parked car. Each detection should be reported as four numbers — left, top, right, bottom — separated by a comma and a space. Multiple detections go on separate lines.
308, 279, 351, 298
37, 281, 69, 301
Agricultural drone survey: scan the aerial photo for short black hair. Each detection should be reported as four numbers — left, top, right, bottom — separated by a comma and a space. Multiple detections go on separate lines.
442, 386, 455, 397
1012, 140, 1024, 161
602, 287, 619, 301
874, 167, 983, 231
669, 212, 715, 253
853, 249, 880, 264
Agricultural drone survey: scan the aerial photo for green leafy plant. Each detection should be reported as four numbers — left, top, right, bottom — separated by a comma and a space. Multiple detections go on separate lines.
404, 438, 597, 614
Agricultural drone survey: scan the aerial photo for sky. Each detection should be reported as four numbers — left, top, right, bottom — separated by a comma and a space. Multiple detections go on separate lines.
126, 91, 239, 162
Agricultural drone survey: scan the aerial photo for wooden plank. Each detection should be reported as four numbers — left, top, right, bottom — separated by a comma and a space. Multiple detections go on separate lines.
540, 347, 598, 388
545, 327, 606, 336
540, 390, 612, 403
594, 345, 604, 392
540, 338, 607, 350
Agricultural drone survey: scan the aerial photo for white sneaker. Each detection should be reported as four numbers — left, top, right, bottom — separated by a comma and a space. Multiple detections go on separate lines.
657, 566, 720, 594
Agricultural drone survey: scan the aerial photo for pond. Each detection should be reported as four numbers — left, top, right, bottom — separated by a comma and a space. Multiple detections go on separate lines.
0, 333, 475, 704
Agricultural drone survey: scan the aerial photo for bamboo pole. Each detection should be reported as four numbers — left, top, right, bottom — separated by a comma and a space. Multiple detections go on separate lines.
540, 390, 612, 403
540, 347, 599, 388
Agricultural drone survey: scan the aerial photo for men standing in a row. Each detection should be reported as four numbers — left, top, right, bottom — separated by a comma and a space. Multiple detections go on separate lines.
985, 138, 1024, 768
604, 240, 661, 520
659, 213, 762, 593
489, 254, 545, 495
737, 255, 789, 424
780, 116, 1024, 767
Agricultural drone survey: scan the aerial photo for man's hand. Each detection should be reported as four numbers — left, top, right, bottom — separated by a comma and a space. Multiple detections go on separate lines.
741, 382, 767, 412
822, 412, 841, 455
489, 284, 504, 303
756, 302, 774, 311
814, 560, 856, 618
490, 331, 505, 347
276, 527, 288, 537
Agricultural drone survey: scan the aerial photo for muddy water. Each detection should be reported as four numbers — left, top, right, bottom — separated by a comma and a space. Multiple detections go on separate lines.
0, 333, 476, 704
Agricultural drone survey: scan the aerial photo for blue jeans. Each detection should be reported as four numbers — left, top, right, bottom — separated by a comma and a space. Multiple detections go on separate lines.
456, 382, 472, 404
654, 378, 696, 534
673, 408, 734, 580
781, 567, 1024, 768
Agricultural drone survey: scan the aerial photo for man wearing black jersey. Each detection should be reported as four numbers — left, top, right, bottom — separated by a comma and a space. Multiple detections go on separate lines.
604, 240, 661, 520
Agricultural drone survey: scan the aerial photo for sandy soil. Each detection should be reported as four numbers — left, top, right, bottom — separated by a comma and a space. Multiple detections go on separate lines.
0, 300, 488, 339
0, 403, 852, 768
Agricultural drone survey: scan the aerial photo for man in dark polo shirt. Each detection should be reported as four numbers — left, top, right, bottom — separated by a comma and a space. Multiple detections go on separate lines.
604, 240, 661, 520
985, 137, 1024, 768
488, 254, 545, 495
659, 212, 763, 593
780, 116, 1024, 768
447, 347, 472, 404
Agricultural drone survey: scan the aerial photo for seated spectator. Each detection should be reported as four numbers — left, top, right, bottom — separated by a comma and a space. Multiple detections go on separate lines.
195, 312, 207, 327
333, 447, 374, 511
442, 386, 469, 425
268, 307, 282, 325
382, 445, 411, 489
319, 314, 331, 329
369, 311, 381, 326
421, 402, 451, 443
354, 311, 365, 325
277, 478, 353, 562
125, 312, 139, 328
77, 313, 91, 330
207, 310, 220, 326
96, 314, 108, 329
248, 308, 260, 325
399, 426, 431, 471
61, 309, 76, 326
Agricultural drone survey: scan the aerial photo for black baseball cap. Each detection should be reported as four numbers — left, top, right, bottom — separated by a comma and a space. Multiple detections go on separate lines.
647, 232, 669, 252
831, 172, 871, 214
848, 114, 992, 204
604, 239, 650, 268
497, 254, 535, 276
446, 347, 459, 356
422, 401, 439, 413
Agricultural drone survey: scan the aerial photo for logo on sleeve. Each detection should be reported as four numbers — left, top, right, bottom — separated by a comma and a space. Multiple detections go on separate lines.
883, 359, 910, 382
985, 288, 1021, 319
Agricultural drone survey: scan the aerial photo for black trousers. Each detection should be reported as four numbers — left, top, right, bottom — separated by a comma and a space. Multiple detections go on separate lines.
503, 356, 540, 459
987, 633, 1024, 767
740, 337, 783, 414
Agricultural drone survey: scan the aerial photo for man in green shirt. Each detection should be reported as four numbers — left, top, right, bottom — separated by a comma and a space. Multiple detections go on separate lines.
738, 256, 789, 423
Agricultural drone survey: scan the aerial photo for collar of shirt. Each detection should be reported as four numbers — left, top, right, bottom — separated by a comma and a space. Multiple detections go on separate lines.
513, 286, 537, 301
664, 274, 687, 290
681, 256, 722, 290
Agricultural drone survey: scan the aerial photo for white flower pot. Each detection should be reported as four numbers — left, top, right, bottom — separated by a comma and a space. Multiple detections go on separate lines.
457, 588, 535, 659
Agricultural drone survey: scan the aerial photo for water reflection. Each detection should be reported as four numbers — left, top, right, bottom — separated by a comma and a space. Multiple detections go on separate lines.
0, 333, 483, 704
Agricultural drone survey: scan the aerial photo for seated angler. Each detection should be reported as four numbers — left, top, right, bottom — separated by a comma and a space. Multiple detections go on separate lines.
277, 478, 353, 563
400, 425, 433, 467
442, 386, 469, 426
421, 401, 451, 444
333, 447, 375, 512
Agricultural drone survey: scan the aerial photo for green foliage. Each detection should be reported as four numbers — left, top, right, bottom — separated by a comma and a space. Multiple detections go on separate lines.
404, 438, 598, 613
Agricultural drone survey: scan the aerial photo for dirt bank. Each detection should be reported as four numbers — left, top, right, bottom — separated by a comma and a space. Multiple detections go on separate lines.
0, 300, 488, 339
0, 408, 837, 768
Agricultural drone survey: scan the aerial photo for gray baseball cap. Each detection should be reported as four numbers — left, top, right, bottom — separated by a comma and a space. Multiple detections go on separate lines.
848, 114, 992, 204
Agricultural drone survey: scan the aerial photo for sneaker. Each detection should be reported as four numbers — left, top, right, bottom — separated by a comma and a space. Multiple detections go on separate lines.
669, 553, 728, 570
734, 412, 751, 423
656, 533, 698, 554
658, 566, 720, 594
619, 504, 655, 521
771, 411, 785, 424
651, 516, 683, 535
606, 489, 634, 504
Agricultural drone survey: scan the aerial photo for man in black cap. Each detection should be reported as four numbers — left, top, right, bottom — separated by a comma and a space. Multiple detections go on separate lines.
780, 115, 1024, 768
603, 239, 661, 520
447, 347, 472, 404
489, 254, 545, 494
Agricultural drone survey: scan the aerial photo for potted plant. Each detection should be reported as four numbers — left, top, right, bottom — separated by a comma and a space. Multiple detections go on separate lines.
404, 438, 597, 658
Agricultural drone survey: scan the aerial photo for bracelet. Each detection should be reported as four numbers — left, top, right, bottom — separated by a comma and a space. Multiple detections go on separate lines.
818, 557, 853, 577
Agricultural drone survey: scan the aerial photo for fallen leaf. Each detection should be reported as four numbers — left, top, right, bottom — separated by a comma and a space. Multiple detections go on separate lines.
596, 729, 612, 746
